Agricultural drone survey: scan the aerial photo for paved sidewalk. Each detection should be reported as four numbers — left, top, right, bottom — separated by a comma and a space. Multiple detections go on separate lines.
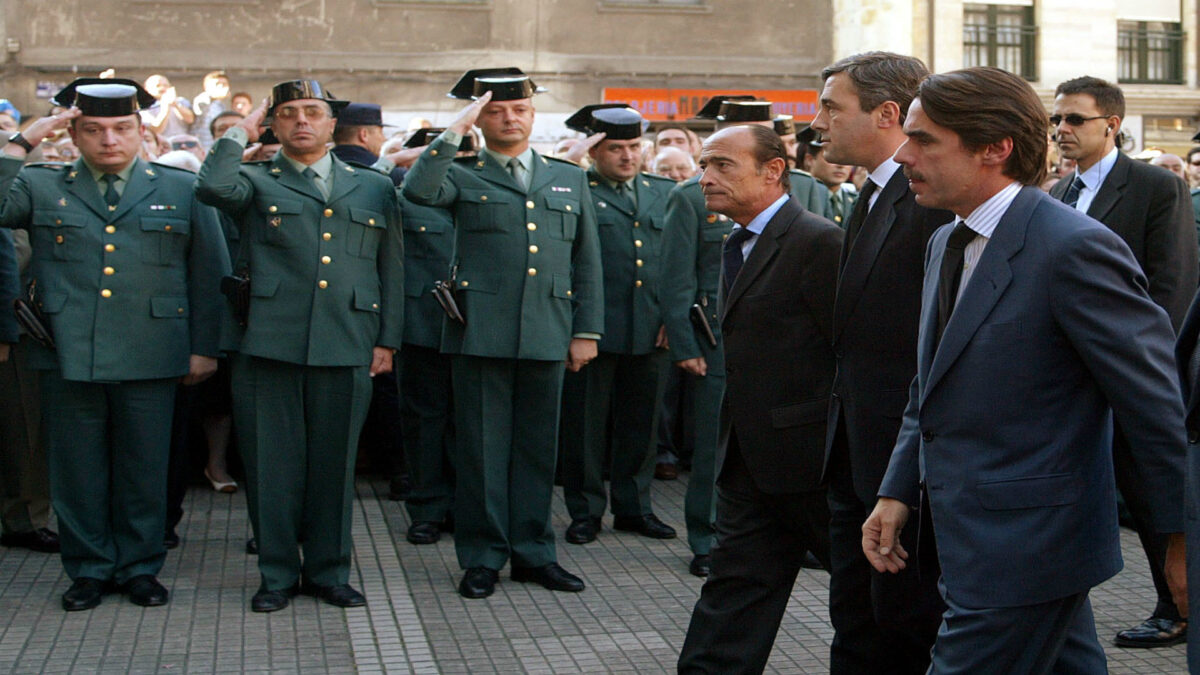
0, 473, 1188, 673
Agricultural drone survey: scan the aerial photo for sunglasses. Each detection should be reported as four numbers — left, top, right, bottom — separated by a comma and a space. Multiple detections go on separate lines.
1049, 114, 1107, 127
172, 140, 200, 150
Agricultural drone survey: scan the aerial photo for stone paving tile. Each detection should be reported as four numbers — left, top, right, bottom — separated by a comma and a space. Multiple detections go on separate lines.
0, 472, 1190, 673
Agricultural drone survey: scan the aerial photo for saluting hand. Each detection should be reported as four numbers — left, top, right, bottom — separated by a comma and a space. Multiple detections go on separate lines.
236, 99, 270, 144
561, 132, 606, 166
448, 90, 492, 136
11, 108, 81, 154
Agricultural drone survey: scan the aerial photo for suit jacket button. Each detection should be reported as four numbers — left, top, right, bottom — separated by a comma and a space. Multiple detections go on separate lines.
318, 280, 328, 289
1189, 430, 1199, 444
324, 208, 333, 217
921, 430, 934, 442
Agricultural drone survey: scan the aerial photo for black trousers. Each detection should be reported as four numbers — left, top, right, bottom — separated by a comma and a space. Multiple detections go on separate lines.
826, 424, 943, 675
678, 433, 830, 674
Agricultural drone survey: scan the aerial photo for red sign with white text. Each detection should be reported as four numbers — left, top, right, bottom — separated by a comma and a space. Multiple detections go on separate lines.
602, 88, 819, 122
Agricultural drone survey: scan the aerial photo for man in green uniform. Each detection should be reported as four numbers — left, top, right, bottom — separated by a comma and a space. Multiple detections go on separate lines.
403, 68, 603, 599
660, 95, 830, 577
195, 80, 404, 613
395, 128, 464, 545
0, 79, 229, 610
558, 105, 677, 544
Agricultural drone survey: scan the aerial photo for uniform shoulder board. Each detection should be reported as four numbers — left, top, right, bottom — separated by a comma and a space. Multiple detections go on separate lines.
23, 161, 70, 170
341, 159, 376, 170
147, 161, 199, 176
640, 171, 676, 186
452, 153, 479, 163
789, 168, 819, 184
542, 154, 584, 169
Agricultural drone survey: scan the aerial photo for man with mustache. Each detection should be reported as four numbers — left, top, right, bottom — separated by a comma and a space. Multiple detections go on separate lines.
558, 104, 678, 546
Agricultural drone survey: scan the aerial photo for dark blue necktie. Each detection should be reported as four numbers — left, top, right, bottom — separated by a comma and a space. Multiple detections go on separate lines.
1062, 174, 1086, 208
722, 227, 755, 290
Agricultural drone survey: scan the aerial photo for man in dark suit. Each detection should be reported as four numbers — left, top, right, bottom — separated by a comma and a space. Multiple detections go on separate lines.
1049, 75, 1197, 647
196, 80, 405, 613
809, 52, 951, 675
677, 125, 843, 673
1173, 291, 1200, 671
865, 66, 1188, 672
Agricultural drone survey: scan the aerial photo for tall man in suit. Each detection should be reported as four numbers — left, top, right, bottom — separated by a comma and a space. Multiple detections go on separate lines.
865, 66, 1188, 672
196, 80, 405, 613
0, 80, 229, 611
559, 105, 677, 545
809, 52, 951, 674
1049, 75, 1197, 647
1174, 291, 1200, 671
660, 94, 831, 578
677, 125, 843, 673
403, 68, 604, 600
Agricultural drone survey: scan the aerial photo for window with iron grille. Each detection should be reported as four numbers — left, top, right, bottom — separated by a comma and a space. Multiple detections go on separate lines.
1118, 21, 1184, 84
963, 4, 1038, 81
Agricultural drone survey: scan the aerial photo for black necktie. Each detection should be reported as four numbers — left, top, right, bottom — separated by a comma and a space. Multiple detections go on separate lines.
1062, 174, 1086, 208
936, 222, 977, 345
722, 227, 755, 290
844, 179, 878, 247
102, 174, 120, 209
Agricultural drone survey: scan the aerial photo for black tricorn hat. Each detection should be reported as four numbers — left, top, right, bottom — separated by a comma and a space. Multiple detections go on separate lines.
692, 94, 758, 120
404, 127, 476, 153
718, 100, 774, 123
52, 78, 156, 116
565, 104, 648, 140
336, 103, 383, 128
796, 124, 822, 148
448, 68, 546, 101
267, 79, 348, 116
773, 114, 797, 137
1192, 128, 1200, 143
258, 128, 280, 146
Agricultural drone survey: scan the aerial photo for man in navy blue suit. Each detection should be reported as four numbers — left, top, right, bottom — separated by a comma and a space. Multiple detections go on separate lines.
864, 67, 1188, 672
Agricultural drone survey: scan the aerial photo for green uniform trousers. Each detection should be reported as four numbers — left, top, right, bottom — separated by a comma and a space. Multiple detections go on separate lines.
0, 339, 49, 534
40, 372, 175, 583
452, 355, 563, 571
560, 350, 668, 521
400, 344, 455, 524
230, 353, 372, 591
684, 368, 724, 555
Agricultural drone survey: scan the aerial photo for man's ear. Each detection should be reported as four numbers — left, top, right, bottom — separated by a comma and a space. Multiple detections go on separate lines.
980, 137, 1014, 168
875, 101, 903, 130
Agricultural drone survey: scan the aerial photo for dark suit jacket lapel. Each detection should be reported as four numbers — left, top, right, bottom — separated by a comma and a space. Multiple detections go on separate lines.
833, 170, 906, 342
325, 155, 361, 205
923, 187, 1033, 399
721, 197, 794, 321
62, 160, 109, 220
111, 158, 156, 222
270, 153, 325, 203
1086, 152, 1129, 223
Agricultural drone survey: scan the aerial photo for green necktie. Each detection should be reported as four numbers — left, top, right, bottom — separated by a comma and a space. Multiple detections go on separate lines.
102, 174, 120, 209
303, 166, 329, 200
507, 157, 527, 190
829, 192, 843, 224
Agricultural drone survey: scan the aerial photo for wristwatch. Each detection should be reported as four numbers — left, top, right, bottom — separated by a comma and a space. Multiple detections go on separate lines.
6, 132, 34, 153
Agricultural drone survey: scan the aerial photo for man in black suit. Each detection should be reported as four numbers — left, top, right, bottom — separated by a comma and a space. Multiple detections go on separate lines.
1050, 76, 1198, 648
677, 125, 843, 673
1175, 291, 1200, 671
808, 52, 952, 675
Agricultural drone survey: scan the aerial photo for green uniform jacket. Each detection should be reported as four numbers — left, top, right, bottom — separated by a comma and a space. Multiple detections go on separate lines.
1191, 186, 1200, 261
195, 139, 404, 366
0, 156, 229, 381
0, 228, 18, 342
588, 170, 674, 355
824, 184, 858, 229
790, 168, 836, 221
398, 191, 455, 350
402, 137, 603, 360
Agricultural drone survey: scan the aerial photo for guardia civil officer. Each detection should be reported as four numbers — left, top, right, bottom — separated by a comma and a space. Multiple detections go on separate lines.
0, 79, 229, 611
558, 104, 677, 545
659, 95, 829, 576
403, 68, 603, 599
195, 80, 404, 613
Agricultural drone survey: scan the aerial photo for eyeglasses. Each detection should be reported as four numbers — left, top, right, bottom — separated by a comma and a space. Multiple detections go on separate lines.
171, 140, 199, 150
1049, 114, 1107, 127
274, 105, 329, 121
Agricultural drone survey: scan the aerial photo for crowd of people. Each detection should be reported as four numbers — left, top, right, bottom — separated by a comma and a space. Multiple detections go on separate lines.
0, 55, 1199, 673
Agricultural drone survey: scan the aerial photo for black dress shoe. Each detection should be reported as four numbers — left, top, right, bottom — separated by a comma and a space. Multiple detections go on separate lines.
251, 585, 297, 613
565, 517, 601, 545
245, 537, 258, 555
613, 513, 677, 539
62, 577, 107, 611
124, 575, 169, 607
163, 530, 180, 550
459, 567, 499, 599
301, 582, 366, 608
511, 563, 585, 592
407, 521, 442, 545
1, 527, 60, 553
689, 554, 712, 577
1114, 617, 1188, 648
